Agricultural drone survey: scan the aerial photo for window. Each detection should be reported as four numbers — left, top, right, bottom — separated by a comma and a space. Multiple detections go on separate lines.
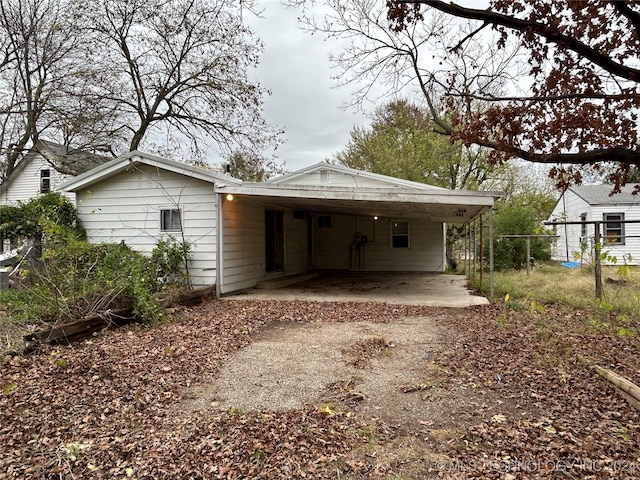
603, 212, 624, 245
160, 208, 182, 232
391, 221, 410, 248
40, 168, 51, 193
580, 212, 587, 242
317, 215, 332, 228
319, 169, 329, 182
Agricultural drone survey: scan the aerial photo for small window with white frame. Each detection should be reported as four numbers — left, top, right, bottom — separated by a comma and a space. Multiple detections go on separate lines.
603, 212, 624, 245
160, 208, 182, 232
391, 220, 410, 248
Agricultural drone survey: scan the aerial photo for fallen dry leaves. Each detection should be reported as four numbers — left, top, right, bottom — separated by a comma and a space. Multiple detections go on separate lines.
0, 301, 434, 479
435, 302, 640, 479
1, 299, 639, 479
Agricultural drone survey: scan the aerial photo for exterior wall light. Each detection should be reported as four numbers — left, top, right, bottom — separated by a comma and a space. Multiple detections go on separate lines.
225, 194, 234, 201
373, 215, 379, 220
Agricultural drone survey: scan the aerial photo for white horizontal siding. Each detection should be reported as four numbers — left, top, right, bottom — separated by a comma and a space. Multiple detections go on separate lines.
2, 155, 75, 205
549, 191, 590, 262
591, 206, 640, 265
220, 200, 311, 294
220, 197, 265, 293
75, 164, 217, 286
313, 214, 445, 271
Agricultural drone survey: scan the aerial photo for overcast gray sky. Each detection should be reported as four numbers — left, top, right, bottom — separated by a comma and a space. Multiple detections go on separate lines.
247, 1, 371, 171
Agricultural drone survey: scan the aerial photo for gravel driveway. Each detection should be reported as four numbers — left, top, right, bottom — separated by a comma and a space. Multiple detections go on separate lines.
181, 310, 499, 432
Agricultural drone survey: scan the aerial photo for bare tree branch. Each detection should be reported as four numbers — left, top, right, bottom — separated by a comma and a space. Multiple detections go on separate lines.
397, 0, 640, 81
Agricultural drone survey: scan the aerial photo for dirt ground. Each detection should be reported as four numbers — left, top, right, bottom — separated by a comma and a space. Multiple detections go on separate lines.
180, 312, 512, 437
3, 298, 638, 478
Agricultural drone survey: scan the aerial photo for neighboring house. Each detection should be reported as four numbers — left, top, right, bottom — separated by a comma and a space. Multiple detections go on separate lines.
548, 184, 640, 265
0, 140, 111, 206
60, 152, 501, 295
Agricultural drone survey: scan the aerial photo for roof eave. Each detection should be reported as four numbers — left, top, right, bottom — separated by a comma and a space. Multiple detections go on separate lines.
59, 151, 242, 192
216, 183, 501, 207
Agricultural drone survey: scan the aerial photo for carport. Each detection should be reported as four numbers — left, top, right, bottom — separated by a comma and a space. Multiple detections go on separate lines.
214, 164, 501, 300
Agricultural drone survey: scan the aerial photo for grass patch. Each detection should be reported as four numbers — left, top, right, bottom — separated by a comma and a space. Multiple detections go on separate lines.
471, 262, 640, 318
0, 290, 49, 356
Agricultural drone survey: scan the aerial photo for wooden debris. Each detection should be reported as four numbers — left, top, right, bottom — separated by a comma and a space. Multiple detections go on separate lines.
24, 309, 134, 348
593, 364, 640, 411
23, 285, 217, 351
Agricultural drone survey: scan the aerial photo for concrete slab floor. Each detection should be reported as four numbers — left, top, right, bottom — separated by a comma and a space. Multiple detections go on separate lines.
224, 272, 489, 308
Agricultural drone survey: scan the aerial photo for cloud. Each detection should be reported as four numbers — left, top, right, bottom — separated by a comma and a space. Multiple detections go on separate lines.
248, 1, 369, 170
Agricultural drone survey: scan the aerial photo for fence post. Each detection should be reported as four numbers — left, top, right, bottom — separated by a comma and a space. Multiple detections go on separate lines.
489, 207, 494, 300
594, 221, 602, 299
526, 236, 531, 275
479, 214, 484, 293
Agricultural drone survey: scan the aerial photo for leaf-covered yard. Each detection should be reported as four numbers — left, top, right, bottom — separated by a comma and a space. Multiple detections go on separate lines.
1, 300, 639, 479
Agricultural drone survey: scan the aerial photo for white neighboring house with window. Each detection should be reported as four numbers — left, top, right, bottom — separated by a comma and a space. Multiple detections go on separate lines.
61, 156, 501, 293
548, 184, 640, 265
0, 140, 111, 206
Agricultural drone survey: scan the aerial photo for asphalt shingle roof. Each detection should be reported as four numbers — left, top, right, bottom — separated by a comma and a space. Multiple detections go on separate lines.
570, 184, 640, 205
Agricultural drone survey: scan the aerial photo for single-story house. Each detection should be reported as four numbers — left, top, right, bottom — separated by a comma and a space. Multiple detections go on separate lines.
60, 151, 502, 295
0, 140, 111, 206
548, 184, 640, 265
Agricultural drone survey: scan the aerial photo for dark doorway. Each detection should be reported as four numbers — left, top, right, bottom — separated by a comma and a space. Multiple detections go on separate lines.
265, 210, 284, 272
307, 214, 314, 269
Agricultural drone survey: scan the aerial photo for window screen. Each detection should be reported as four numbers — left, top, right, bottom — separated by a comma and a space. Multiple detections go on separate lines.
160, 209, 182, 232
391, 221, 409, 248
603, 213, 624, 245
580, 213, 587, 242
317, 215, 332, 228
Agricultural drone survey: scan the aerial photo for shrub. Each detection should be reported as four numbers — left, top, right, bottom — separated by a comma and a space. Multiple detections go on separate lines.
0, 193, 85, 247
18, 234, 192, 324
489, 203, 553, 270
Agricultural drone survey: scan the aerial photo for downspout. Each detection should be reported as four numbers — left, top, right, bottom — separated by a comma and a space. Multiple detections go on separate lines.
216, 192, 223, 298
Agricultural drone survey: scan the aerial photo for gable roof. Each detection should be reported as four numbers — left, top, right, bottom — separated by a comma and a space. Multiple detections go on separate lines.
569, 184, 640, 206
268, 162, 447, 190
0, 139, 112, 194
60, 150, 242, 192
218, 162, 501, 224
36, 140, 112, 176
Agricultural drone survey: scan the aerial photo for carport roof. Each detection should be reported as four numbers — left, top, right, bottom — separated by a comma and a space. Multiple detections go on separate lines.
215, 183, 502, 224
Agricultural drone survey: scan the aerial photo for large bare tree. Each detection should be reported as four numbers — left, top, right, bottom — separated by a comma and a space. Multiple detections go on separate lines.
0, 0, 119, 179
291, 0, 640, 191
0, 0, 280, 180
79, 0, 280, 156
